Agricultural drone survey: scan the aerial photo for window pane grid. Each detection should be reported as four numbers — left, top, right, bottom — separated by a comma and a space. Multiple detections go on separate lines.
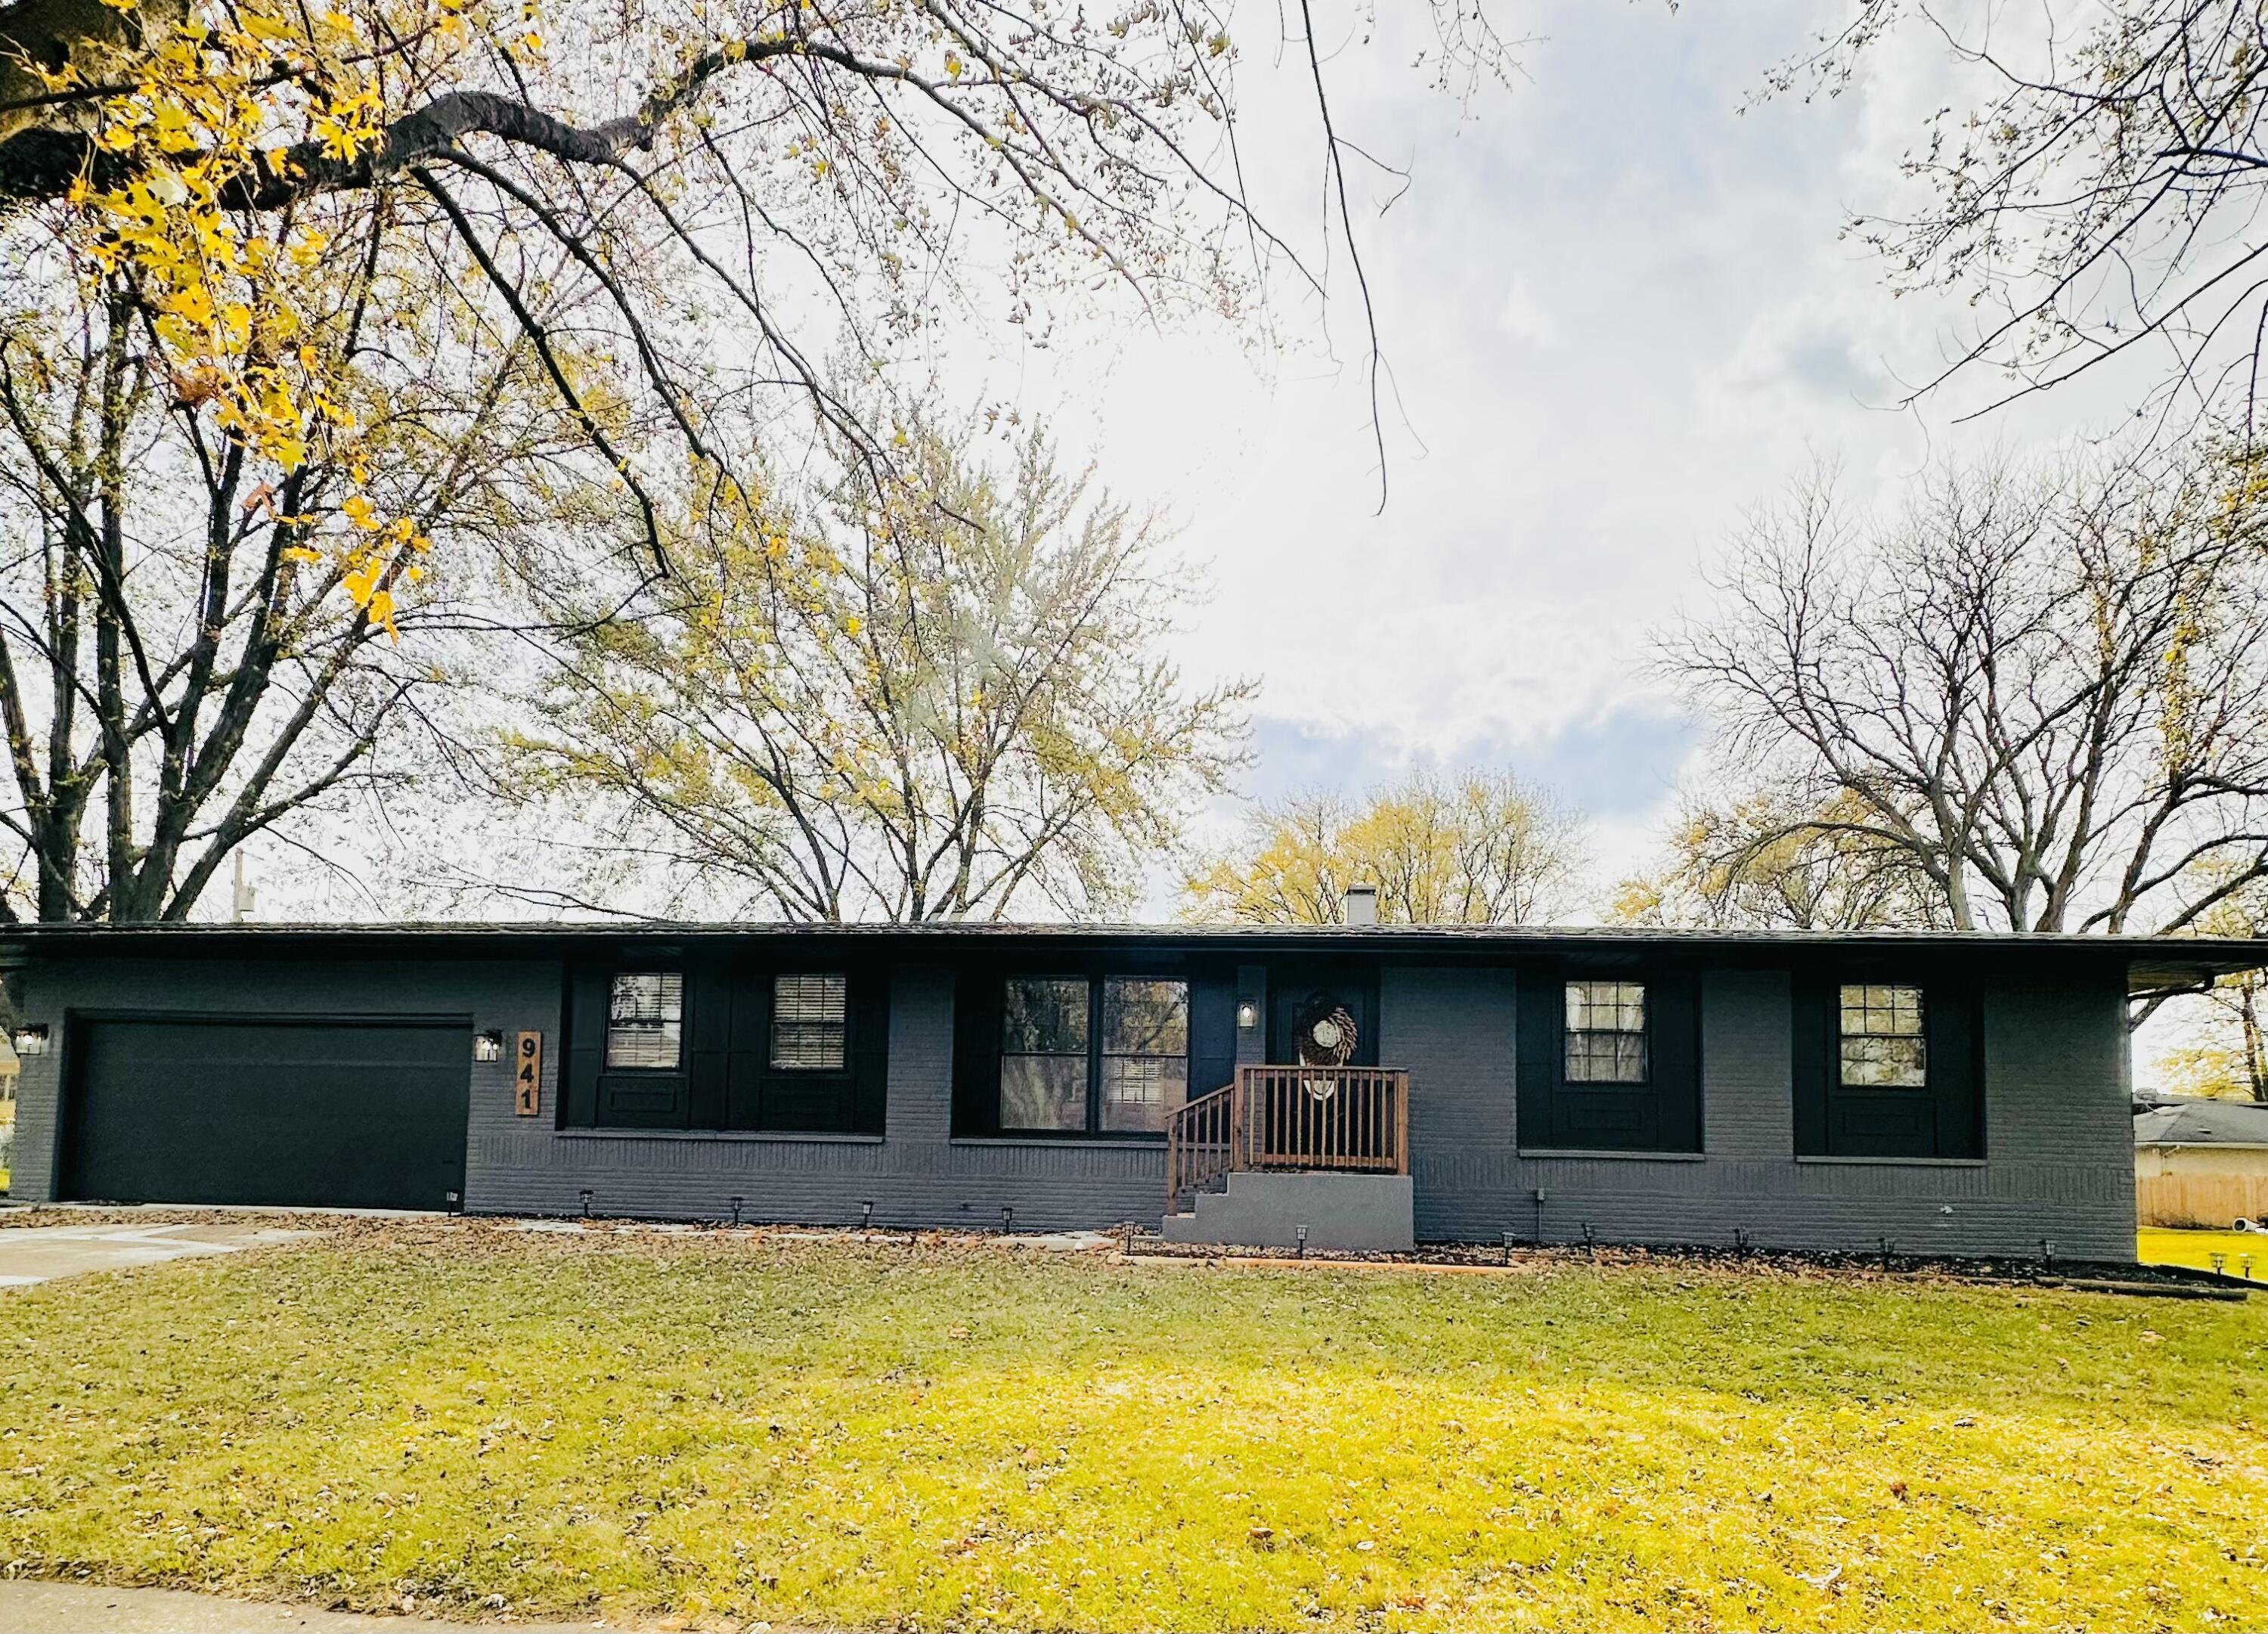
1563, 980, 1647, 1084
1839, 983, 1926, 1087
1004, 978, 1089, 1054
1101, 978, 1189, 1133
606, 972, 683, 1070
770, 973, 847, 1070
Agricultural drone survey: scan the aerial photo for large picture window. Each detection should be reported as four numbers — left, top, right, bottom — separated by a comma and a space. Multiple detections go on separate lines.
1000, 977, 1091, 1130
1564, 980, 1647, 1084
606, 972, 683, 1069
1839, 984, 1926, 1087
998, 975, 1190, 1135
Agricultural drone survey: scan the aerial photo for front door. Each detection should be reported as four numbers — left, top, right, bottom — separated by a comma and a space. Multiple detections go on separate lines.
1268, 965, 1378, 1068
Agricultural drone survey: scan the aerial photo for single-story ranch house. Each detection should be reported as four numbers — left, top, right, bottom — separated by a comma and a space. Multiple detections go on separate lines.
5, 920, 2263, 1260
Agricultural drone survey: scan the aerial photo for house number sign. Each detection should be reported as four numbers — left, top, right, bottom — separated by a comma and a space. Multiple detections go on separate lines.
514, 1030, 543, 1117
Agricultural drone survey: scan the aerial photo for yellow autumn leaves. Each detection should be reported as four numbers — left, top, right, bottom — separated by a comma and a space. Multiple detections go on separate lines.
43, 0, 501, 637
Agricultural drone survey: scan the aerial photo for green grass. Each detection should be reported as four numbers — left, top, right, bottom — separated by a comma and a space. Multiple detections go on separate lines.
3, 1223, 2265, 1631
2141, 1227, 2268, 1277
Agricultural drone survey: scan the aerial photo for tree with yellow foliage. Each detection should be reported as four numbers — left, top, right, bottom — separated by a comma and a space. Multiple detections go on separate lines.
1183, 771, 1589, 926
0, 0, 1523, 611
0, 0, 1517, 917
2152, 865, 2268, 1100
1609, 789, 1949, 932
491, 398, 1251, 920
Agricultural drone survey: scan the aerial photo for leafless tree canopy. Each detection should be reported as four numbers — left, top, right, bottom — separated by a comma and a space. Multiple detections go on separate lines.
1785, 1, 2268, 429
1662, 448, 2268, 936
0, 266, 555, 922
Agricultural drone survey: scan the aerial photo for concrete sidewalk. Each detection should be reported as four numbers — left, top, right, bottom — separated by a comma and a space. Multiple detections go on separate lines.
0, 1580, 634, 1632
0, 1220, 320, 1287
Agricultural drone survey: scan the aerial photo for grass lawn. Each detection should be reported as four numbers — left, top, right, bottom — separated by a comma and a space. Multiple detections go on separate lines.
2141, 1227, 2268, 1278
2, 1223, 2264, 1632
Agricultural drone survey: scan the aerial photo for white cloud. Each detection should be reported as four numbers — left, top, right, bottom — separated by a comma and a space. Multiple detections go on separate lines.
906, 0, 2164, 913
1497, 271, 1558, 349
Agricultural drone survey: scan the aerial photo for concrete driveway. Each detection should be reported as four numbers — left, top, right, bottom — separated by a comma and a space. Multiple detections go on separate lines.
0, 1580, 622, 1630
0, 1219, 319, 1287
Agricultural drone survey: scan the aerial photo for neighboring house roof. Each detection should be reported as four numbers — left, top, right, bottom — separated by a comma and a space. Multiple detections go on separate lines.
2135, 1099, 2268, 1149
2134, 1085, 2203, 1109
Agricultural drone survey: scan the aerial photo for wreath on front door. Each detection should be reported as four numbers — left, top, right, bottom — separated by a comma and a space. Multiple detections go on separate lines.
1294, 991, 1357, 1100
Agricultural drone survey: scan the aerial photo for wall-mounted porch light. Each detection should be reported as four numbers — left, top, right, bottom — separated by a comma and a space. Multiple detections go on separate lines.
9, 1023, 48, 1057
473, 1030, 504, 1062
1235, 998, 1259, 1031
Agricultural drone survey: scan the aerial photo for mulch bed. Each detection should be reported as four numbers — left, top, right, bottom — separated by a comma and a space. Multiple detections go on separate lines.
3, 1201, 2254, 1299
1118, 1232, 2257, 1298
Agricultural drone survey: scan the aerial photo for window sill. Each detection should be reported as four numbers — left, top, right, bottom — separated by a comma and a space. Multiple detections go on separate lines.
1794, 1155, 1985, 1167
556, 1129, 884, 1145
951, 1136, 1164, 1151
1519, 1147, 1706, 1162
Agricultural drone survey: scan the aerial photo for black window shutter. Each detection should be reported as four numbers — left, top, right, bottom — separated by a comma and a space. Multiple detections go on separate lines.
1514, 963, 1561, 1149
1927, 976, 1982, 1158
686, 964, 731, 1130
724, 968, 768, 1130
1188, 961, 1237, 1107
564, 966, 607, 1128
851, 969, 889, 1135
1791, 971, 1830, 1155
1650, 966, 1703, 1153
951, 970, 1003, 1138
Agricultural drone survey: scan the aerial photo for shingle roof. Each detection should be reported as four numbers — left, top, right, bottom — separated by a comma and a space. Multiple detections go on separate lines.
2134, 1099, 2268, 1148
2, 918, 2266, 994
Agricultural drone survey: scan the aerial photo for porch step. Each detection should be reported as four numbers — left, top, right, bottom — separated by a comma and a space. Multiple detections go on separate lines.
1160, 1170, 1414, 1252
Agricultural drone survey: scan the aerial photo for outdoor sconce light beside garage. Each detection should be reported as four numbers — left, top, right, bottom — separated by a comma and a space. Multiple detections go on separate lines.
9, 1023, 48, 1056
1236, 998, 1259, 1031
473, 1030, 504, 1062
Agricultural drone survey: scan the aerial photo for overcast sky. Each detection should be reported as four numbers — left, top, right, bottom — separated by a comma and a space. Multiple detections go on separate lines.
905, 0, 2155, 913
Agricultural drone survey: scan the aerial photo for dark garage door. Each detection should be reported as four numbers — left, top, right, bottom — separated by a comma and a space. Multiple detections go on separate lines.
64, 1018, 472, 1211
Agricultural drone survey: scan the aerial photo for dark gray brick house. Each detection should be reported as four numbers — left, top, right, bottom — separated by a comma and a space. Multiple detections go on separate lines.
5, 922, 2256, 1262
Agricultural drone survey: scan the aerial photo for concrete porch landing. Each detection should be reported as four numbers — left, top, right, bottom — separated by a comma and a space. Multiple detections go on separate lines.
1162, 1170, 1414, 1251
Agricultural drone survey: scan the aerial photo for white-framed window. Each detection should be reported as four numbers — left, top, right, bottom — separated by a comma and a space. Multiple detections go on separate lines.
1839, 984, 1926, 1087
770, 973, 849, 1070
606, 972, 684, 1070
1564, 980, 1647, 1084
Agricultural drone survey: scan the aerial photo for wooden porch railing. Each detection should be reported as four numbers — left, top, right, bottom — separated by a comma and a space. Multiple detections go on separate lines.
1165, 1064, 1411, 1213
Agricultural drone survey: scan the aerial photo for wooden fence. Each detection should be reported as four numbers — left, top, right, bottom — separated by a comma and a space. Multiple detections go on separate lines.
2138, 1174, 2268, 1229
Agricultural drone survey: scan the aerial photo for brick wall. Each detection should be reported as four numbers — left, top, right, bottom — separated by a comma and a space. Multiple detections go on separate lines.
1381, 964, 2136, 1261
8, 949, 2137, 1258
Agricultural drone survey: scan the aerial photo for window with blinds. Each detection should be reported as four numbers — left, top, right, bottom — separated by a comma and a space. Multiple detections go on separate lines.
770, 973, 849, 1070
606, 972, 684, 1069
